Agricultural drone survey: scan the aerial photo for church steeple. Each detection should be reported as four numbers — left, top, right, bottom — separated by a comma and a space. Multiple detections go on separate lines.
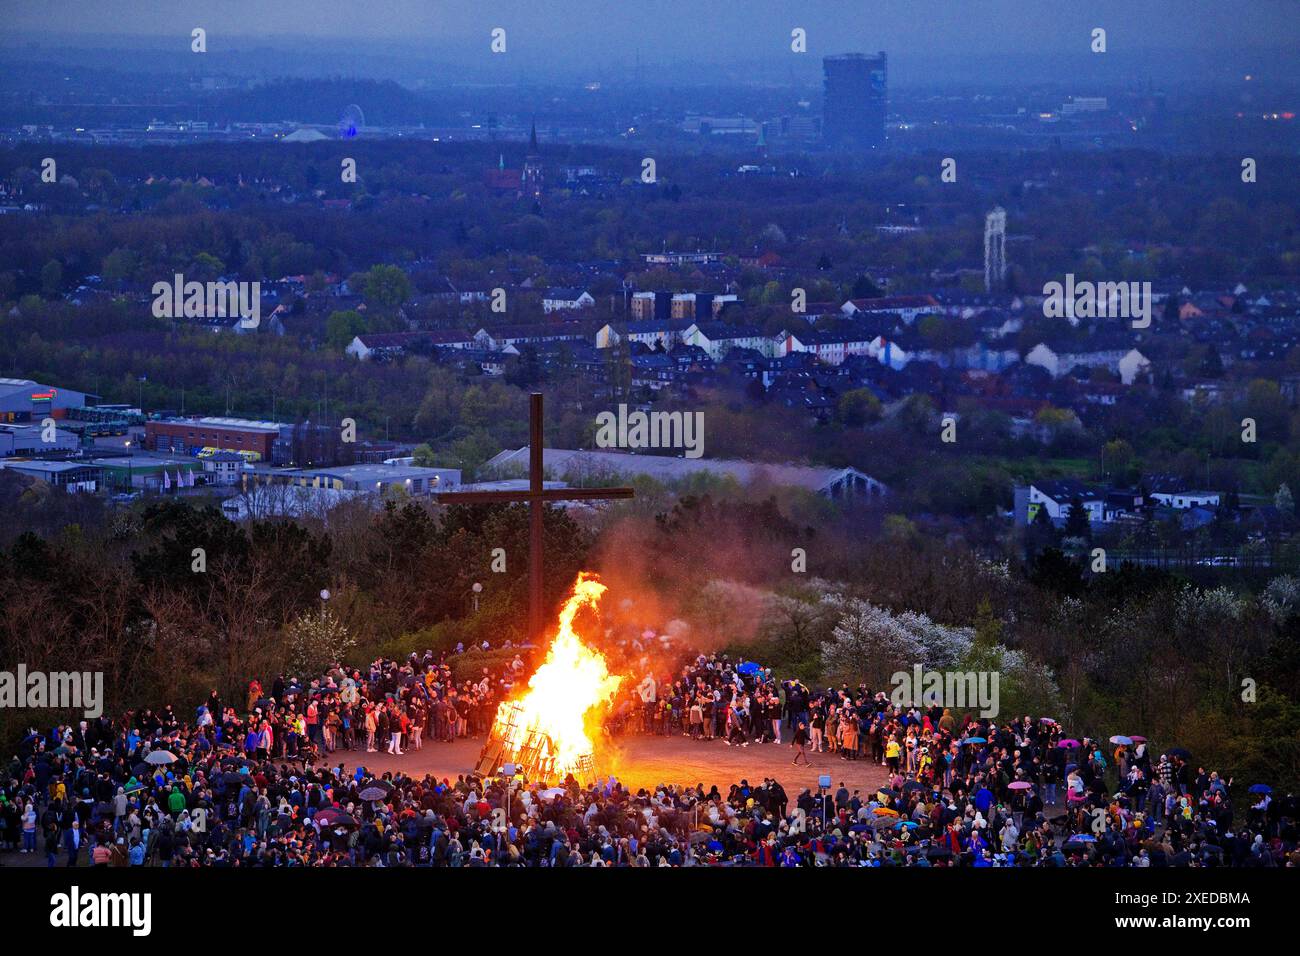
523, 117, 543, 197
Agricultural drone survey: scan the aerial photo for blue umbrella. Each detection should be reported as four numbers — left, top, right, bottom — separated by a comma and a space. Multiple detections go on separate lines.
963, 737, 987, 745
1248, 784, 1272, 794
1109, 735, 1133, 746
736, 661, 761, 675
1064, 833, 1095, 843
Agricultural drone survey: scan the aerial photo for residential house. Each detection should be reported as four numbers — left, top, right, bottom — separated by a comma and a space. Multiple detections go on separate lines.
542, 288, 595, 313
681, 322, 772, 360
842, 294, 941, 325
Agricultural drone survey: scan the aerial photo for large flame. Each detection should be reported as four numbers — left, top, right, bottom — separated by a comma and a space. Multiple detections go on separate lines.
493, 573, 622, 778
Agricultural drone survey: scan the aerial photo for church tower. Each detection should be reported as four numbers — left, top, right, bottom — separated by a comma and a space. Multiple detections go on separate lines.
523, 119, 544, 197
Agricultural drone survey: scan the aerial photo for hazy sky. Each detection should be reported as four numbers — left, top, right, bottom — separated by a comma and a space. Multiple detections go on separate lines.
7, 0, 1299, 54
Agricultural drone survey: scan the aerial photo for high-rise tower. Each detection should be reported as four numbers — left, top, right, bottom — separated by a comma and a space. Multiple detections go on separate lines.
823, 52, 887, 150
984, 207, 1007, 292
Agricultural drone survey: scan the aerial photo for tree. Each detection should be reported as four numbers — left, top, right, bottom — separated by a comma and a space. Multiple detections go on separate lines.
362, 264, 411, 312
326, 309, 368, 350
836, 388, 882, 427
101, 248, 140, 285
852, 274, 884, 299
1276, 483, 1295, 517
820, 594, 974, 687
1063, 495, 1091, 540
284, 606, 355, 677
40, 259, 63, 296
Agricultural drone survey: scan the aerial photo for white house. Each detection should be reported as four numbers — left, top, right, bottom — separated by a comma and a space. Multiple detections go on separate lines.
1024, 343, 1150, 385
774, 329, 874, 366
595, 319, 691, 350
202, 450, 244, 485
542, 288, 595, 313
681, 322, 772, 360
841, 295, 941, 325
473, 326, 586, 351
1026, 479, 1109, 524
1147, 476, 1221, 510
867, 335, 912, 370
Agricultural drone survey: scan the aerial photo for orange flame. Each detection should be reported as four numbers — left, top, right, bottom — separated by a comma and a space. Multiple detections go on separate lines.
492, 573, 622, 778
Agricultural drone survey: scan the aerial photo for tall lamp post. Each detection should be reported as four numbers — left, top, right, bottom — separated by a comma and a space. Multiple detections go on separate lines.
472, 581, 482, 613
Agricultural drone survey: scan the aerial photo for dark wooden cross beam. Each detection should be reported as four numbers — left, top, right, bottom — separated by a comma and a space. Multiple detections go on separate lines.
433, 392, 634, 644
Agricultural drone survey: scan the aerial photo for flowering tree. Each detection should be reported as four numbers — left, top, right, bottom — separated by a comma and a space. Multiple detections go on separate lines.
285, 606, 355, 678
820, 595, 974, 686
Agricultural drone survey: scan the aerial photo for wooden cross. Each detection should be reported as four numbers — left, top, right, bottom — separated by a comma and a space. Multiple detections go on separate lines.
433, 392, 634, 644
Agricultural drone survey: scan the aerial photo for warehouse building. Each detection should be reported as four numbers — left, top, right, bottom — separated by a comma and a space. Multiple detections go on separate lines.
268, 461, 461, 496
0, 459, 103, 492
146, 416, 288, 462
0, 378, 95, 423
0, 422, 80, 456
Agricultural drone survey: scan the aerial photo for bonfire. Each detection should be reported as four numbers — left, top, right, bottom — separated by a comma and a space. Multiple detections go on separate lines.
476, 573, 623, 781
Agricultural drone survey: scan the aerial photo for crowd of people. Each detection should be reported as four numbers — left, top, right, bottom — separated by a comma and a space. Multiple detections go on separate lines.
0, 644, 1294, 866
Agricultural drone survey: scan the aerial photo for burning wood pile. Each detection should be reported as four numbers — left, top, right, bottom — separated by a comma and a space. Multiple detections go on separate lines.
474, 573, 622, 782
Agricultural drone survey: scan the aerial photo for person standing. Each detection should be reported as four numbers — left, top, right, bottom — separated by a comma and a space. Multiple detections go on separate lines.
388, 707, 406, 756
792, 721, 811, 765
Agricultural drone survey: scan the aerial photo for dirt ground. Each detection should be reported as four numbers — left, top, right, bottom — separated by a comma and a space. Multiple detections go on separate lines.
342, 733, 889, 797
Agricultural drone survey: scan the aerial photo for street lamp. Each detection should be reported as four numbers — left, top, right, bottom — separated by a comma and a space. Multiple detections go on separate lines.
472, 581, 482, 613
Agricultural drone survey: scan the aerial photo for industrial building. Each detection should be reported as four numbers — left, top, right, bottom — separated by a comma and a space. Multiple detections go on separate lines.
0, 459, 102, 492
145, 416, 287, 462
0, 378, 94, 423
267, 461, 462, 496
0, 422, 80, 456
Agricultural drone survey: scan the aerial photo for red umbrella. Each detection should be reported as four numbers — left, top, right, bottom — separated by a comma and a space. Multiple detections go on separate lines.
1130, 735, 1148, 743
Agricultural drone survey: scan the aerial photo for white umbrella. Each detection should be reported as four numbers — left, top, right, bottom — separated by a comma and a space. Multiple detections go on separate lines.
145, 750, 177, 765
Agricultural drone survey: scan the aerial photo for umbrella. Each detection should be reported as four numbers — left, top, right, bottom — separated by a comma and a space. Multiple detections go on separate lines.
1248, 784, 1272, 795
316, 808, 356, 827
1039, 717, 1058, 724
221, 771, 245, 786
898, 820, 919, 829
1109, 735, 1133, 745
735, 661, 761, 676
358, 786, 388, 802
1065, 763, 1079, 773
539, 787, 567, 801
963, 737, 987, 745
145, 750, 176, 765
1129, 735, 1147, 743
1057, 739, 1082, 749
1165, 747, 1191, 760
1008, 781, 1033, 791
873, 807, 899, 817
902, 781, 926, 792
360, 778, 393, 793
1064, 833, 1096, 843
132, 762, 150, 777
